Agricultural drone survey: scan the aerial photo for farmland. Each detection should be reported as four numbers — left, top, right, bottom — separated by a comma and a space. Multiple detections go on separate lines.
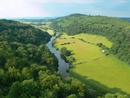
54, 33, 130, 95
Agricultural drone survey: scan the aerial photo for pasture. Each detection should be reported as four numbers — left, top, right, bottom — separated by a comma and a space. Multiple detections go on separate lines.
47, 29, 55, 36
55, 33, 130, 95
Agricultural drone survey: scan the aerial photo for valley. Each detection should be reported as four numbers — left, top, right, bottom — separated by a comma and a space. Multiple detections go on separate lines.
54, 33, 130, 95
0, 19, 89, 98
6, 14, 130, 97
1, 0, 130, 97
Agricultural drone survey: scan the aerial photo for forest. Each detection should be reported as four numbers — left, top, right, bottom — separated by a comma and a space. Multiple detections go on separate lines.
0, 19, 93, 98
51, 14, 130, 65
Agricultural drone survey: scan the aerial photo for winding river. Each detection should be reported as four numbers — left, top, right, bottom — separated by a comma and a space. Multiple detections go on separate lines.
46, 33, 69, 78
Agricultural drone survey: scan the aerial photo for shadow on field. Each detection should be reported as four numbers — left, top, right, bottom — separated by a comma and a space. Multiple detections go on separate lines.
70, 71, 130, 97
76, 55, 109, 65
69, 50, 75, 55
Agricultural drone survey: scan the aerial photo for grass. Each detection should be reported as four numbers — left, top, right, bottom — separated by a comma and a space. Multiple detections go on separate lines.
55, 33, 130, 95
22, 21, 55, 36
47, 29, 55, 36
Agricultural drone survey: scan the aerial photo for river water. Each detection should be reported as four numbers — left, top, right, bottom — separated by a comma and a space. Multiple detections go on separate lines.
46, 33, 69, 78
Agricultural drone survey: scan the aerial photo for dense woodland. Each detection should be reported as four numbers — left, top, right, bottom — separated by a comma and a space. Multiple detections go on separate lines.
51, 14, 130, 64
0, 19, 93, 98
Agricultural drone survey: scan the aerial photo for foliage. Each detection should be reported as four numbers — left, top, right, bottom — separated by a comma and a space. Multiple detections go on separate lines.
0, 64, 90, 98
61, 47, 71, 56
0, 19, 58, 71
51, 14, 130, 64
54, 33, 130, 96
0, 19, 50, 45
99, 93, 128, 98
0, 19, 90, 98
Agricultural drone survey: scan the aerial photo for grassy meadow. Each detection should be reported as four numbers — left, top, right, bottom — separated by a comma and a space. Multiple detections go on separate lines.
47, 29, 55, 36
23, 21, 55, 36
55, 33, 130, 95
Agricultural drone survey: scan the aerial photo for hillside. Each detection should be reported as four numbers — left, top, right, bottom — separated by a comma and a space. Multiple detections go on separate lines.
54, 33, 130, 96
51, 14, 130, 64
120, 18, 130, 22
0, 19, 51, 45
0, 19, 93, 98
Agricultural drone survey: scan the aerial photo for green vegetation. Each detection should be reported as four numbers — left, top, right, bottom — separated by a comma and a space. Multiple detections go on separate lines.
1, 15, 129, 97
0, 19, 50, 45
54, 33, 130, 96
0, 19, 91, 98
22, 20, 55, 36
47, 29, 55, 36
51, 14, 130, 64
51, 13, 130, 95
61, 47, 71, 56
100, 93, 128, 98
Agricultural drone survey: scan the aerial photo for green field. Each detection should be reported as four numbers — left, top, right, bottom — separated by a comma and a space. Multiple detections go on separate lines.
55, 33, 130, 95
47, 29, 55, 36
23, 21, 55, 36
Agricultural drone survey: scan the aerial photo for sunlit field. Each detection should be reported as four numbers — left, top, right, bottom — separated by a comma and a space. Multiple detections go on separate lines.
55, 33, 130, 95
47, 29, 55, 36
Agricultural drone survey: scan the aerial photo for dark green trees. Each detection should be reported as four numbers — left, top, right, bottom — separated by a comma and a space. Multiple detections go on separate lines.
2, 64, 89, 98
61, 47, 71, 56
0, 19, 91, 98
0, 19, 51, 45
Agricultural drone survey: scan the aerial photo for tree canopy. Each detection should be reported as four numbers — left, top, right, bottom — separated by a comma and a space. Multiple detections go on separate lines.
0, 19, 93, 98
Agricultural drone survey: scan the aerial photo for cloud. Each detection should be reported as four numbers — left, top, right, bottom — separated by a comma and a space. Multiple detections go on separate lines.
0, 0, 49, 18
0, 0, 101, 18
0, 0, 129, 18
35, 0, 100, 4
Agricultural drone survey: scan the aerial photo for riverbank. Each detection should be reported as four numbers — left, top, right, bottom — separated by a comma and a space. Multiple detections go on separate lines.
46, 33, 69, 78
54, 33, 130, 95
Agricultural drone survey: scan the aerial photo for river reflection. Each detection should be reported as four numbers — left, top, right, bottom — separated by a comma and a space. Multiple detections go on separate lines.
46, 33, 69, 78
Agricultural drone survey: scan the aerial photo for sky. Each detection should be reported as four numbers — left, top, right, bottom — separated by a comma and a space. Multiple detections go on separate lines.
0, 0, 130, 18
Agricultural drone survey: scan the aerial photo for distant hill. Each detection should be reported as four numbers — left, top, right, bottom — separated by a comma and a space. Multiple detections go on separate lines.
51, 14, 130, 64
14, 17, 57, 22
119, 18, 130, 21
0, 19, 50, 45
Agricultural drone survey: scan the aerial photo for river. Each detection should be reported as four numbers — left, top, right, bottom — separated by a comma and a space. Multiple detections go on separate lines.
46, 33, 69, 78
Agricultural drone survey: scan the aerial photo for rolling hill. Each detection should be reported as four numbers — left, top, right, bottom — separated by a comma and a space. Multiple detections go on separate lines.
51, 14, 130, 64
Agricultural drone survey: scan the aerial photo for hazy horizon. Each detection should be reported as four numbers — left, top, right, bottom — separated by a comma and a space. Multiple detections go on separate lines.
0, 0, 130, 18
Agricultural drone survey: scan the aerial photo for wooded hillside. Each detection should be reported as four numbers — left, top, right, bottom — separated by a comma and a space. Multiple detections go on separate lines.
51, 14, 130, 64
0, 19, 91, 98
